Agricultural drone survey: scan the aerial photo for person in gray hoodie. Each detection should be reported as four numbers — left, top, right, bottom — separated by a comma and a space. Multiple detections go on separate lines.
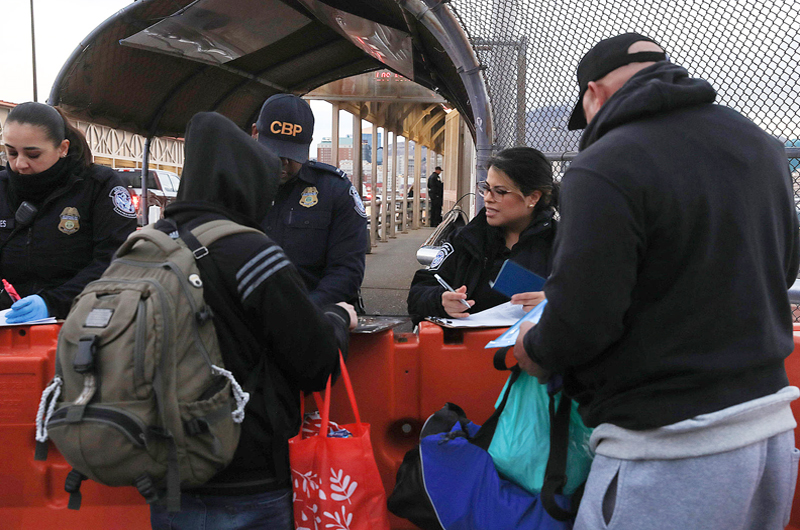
514, 33, 799, 529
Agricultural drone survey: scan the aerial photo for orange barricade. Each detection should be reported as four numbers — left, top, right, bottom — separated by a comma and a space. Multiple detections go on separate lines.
787, 323, 800, 530
327, 322, 511, 529
0, 324, 150, 529
5, 320, 800, 529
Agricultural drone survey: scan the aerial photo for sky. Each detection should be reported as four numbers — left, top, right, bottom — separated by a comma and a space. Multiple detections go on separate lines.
0, 0, 348, 152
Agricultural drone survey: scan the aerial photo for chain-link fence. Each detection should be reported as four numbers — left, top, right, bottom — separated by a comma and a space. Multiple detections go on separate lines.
450, 0, 800, 317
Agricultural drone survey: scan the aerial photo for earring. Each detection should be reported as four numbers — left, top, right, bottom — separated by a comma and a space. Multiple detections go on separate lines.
527, 204, 534, 208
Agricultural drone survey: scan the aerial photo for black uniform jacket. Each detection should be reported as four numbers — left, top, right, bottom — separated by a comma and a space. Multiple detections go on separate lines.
408, 208, 555, 325
0, 162, 136, 318
428, 172, 443, 203
167, 112, 351, 495
524, 62, 800, 430
261, 161, 367, 307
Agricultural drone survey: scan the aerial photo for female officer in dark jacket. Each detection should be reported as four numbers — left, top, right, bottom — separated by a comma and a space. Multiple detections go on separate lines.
0, 102, 137, 321
408, 147, 557, 325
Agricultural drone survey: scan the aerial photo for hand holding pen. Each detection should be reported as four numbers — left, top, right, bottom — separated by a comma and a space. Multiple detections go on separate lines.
434, 273, 474, 318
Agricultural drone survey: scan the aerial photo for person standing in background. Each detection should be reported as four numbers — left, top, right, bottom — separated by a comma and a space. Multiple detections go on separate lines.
428, 165, 443, 226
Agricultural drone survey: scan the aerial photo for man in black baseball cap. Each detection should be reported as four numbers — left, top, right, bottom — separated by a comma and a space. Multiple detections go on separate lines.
567, 32, 667, 130
515, 34, 799, 528
252, 94, 368, 311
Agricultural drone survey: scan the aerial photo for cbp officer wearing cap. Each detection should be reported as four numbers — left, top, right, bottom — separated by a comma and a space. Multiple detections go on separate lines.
513, 34, 799, 528
253, 94, 368, 309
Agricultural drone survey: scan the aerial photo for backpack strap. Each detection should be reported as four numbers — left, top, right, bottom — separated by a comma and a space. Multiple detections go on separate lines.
167, 219, 292, 481
188, 220, 263, 254
540, 388, 579, 521
115, 224, 183, 258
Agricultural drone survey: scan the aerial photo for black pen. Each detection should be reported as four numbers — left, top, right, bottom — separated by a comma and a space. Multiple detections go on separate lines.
433, 274, 471, 309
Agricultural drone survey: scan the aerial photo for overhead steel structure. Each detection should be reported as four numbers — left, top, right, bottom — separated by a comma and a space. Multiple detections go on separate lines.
48, 0, 492, 173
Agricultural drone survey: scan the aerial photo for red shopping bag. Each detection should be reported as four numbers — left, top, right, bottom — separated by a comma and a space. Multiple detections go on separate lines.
290, 352, 391, 530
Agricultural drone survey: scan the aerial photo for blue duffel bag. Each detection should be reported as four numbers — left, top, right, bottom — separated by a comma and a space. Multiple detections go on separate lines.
388, 348, 582, 530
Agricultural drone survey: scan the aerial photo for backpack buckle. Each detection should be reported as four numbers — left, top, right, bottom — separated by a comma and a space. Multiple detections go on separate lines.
74, 336, 98, 374
193, 246, 209, 259
134, 473, 159, 504
65, 469, 86, 510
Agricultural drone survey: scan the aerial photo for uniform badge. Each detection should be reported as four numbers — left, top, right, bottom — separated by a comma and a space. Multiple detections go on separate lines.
109, 186, 137, 218
58, 207, 81, 235
349, 185, 367, 218
299, 186, 319, 208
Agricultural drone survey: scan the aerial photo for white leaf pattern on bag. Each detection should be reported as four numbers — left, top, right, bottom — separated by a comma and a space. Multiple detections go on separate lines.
323, 506, 352, 530
329, 467, 358, 504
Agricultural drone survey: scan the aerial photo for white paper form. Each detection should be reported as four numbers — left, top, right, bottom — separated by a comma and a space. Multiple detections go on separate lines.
426, 301, 527, 329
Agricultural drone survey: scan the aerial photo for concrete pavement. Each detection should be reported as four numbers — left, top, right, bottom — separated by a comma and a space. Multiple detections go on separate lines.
361, 227, 435, 332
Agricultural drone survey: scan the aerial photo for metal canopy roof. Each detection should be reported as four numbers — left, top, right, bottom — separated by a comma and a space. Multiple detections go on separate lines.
48, 0, 477, 141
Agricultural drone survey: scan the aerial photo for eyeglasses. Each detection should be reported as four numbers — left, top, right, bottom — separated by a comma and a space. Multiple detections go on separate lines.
475, 181, 522, 201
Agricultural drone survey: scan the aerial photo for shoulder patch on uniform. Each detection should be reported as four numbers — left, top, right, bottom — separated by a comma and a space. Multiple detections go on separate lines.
109, 186, 137, 219
349, 185, 367, 218
309, 160, 347, 178
429, 242, 453, 270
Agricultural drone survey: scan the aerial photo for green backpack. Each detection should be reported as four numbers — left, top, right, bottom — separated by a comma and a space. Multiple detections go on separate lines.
35, 220, 261, 512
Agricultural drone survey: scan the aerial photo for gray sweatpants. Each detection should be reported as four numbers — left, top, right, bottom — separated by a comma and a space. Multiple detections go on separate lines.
574, 430, 799, 530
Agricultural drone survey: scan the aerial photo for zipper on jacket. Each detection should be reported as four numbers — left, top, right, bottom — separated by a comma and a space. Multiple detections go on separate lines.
288, 208, 293, 224
26, 226, 33, 273
49, 405, 148, 447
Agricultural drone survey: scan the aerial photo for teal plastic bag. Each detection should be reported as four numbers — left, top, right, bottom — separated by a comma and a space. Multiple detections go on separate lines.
487, 372, 594, 495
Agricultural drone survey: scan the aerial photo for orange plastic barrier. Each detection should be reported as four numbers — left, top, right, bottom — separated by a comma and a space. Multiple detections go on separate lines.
0, 324, 150, 529
327, 322, 512, 529
5, 320, 799, 529
787, 323, 800, 530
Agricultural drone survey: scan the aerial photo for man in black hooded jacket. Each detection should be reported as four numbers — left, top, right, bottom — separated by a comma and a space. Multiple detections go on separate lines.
514, 34, 799, 529
149, 112, 356, 530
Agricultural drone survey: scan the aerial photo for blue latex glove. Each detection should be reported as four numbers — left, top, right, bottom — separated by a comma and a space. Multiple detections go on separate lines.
6, 295, 49, 323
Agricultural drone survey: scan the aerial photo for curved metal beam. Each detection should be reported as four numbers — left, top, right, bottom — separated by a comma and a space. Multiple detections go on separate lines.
398, 0, 493, 186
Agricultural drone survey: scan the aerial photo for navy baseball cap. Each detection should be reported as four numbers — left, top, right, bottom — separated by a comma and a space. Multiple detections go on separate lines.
255, 94, 314, 163
567, 33, 668, 130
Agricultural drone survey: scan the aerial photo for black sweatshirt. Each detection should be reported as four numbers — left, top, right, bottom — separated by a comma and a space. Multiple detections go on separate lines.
164, 112, 350, 494
408, 208, 555, 325
524, 62, 800, 430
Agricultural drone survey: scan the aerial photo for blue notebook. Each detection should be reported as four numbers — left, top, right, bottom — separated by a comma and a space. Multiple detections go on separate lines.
490, 260, 547, 298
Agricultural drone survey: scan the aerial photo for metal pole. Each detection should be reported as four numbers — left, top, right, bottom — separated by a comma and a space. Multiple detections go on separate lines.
331, 103, 340, 167
30, 0, 38, 102
353, 110, 363, 196
400, 0, 494, 208
516, 37, 528, 147
390, 132, 398, 238
368, 122, 377, 246
402, 136, 409, 233
413, 141, 421, 229
381, 128, 389, 242
141, 137, 152, 225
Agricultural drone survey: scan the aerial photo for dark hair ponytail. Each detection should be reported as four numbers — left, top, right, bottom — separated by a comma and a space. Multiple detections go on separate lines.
486, 146, 557, 213
6, 102, 92, 168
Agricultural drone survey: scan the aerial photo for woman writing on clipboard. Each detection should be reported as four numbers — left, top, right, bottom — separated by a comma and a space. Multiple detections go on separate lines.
407, 147, 557, 325
0, 102, 136, 323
